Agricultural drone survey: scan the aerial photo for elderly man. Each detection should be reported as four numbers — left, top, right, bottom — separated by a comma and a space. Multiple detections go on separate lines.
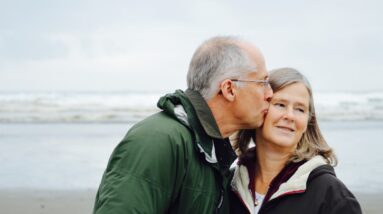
93, 36, 273, 214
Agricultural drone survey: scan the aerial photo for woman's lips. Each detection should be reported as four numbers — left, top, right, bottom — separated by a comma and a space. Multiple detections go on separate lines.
276, 126, 295, 132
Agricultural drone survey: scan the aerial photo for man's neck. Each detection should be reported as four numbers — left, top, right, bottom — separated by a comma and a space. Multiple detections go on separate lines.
207, 99, 238, 138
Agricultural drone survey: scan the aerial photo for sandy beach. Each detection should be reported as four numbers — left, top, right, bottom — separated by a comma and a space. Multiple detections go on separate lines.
354, 192, 383, 214
0, 189, 96, 214
0, 189, 380, 214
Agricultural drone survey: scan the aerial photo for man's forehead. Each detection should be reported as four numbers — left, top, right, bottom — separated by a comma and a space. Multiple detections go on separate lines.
248, 69, 268, 79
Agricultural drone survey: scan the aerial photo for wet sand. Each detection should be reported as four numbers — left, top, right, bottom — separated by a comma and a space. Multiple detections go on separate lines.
0, 189, 96, 214
0, 189, 380, 214
354, 192, 383, 214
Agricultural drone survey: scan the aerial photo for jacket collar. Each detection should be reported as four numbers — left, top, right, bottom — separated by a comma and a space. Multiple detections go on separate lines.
270, 155, 327, 200
184, 89, 223, 139
184, 89, 237, 169
157, 89, 226, 166
231, 154, 328, 213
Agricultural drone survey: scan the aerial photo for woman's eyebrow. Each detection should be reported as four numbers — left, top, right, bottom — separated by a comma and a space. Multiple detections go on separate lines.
272, 98, 308, 107
271, 97, 287, 102
295, 101, 309, 109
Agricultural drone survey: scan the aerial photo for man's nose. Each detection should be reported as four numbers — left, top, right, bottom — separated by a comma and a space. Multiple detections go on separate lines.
265, 87, 273, 101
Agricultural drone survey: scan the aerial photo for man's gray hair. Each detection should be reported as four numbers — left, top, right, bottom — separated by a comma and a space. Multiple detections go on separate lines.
187, 36, 257, 100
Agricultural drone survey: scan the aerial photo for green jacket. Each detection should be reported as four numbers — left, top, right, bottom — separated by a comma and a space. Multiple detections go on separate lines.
94, 89, 237, 214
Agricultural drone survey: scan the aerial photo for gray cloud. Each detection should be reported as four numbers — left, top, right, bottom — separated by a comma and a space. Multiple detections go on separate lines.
0, 0, 382, 92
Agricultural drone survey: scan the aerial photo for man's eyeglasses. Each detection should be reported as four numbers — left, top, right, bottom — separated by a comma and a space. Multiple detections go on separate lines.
231, 79, 270, 88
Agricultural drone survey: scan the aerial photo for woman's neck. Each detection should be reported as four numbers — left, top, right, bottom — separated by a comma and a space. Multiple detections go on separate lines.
254, 140, 292, 194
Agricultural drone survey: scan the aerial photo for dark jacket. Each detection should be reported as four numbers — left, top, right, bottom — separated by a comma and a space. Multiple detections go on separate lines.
93, 89, 236, 214
230, 155, 362, 214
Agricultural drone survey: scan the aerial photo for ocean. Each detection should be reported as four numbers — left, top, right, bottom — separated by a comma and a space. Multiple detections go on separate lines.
1, 91, 383, 123
0, 91, 383, 194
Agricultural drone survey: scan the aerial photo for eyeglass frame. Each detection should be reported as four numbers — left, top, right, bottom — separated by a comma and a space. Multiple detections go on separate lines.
230, 78, 270, 88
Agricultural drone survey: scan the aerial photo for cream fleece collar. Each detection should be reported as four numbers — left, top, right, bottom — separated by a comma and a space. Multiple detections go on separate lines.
231, 155, 328, 214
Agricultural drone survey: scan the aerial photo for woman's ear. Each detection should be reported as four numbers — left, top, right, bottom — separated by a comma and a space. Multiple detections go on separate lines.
219, 79, 236, 102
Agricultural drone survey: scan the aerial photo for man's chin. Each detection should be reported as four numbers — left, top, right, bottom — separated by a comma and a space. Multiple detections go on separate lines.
254, 118, 265, 128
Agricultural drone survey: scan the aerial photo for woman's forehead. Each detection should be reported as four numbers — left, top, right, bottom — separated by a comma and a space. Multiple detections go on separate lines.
272, 83, 310, 106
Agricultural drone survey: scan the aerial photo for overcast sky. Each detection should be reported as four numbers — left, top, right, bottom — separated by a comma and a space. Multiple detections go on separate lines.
1, 0, 382, 93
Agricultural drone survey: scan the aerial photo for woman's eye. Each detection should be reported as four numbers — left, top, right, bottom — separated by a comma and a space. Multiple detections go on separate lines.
295, 108, 305, 113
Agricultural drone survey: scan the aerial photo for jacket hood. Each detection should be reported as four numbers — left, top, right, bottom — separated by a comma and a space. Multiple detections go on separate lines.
157, 89, 191, 127
270, 155, 328, 200
307, 163, 336, 182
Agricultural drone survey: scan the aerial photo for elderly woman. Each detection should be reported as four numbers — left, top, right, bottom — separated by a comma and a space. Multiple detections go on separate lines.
230, 68, 362, 214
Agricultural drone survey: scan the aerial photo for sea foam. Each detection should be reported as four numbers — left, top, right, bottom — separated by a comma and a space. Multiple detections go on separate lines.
1, 91, 383, 122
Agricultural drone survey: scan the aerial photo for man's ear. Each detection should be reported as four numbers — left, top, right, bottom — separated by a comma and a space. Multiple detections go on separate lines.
220, 79, 236, 102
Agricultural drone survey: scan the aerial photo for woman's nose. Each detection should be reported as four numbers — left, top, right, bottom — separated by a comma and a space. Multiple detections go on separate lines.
282, 107, 295, 121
